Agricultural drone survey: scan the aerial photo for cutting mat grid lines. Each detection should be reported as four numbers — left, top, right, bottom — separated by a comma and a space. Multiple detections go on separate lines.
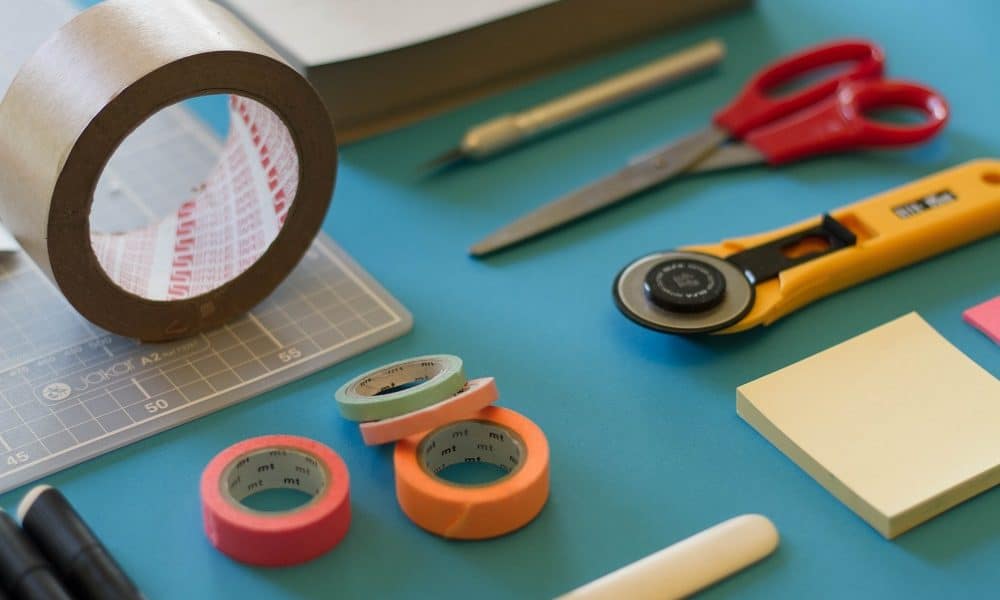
0, 240, 405, 487
0, 0, 411, 493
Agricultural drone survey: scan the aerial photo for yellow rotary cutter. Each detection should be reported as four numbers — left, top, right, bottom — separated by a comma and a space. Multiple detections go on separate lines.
614, 159, 1000, 335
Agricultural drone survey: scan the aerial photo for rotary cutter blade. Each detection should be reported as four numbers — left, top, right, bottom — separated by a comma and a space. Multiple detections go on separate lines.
614, 251, 755, 334
614, 159, 1000, 335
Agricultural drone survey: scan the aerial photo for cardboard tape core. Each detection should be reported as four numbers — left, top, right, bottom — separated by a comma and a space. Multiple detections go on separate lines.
418, 420, 525, 480
91, 96, 299, 302
0, 0, 336, 341
354, 358, 452, 396
222, 446, 325, 506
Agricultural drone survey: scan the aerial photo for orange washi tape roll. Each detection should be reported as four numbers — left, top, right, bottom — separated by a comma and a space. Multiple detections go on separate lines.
200, 435, 350, 566
360, 377, 499, 446
393, 405, 549, 539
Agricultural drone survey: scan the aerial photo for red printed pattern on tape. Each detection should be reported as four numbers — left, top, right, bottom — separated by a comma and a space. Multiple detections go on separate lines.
168, 200, 197, 298
91, 96, 300, 301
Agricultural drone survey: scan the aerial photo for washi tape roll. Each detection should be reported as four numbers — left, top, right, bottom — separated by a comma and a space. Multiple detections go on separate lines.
0, 0, 336, 341
336, 355, 466, 421
394, 406, 549, 539
360, 377, 499, 446
200, 435, 350, 566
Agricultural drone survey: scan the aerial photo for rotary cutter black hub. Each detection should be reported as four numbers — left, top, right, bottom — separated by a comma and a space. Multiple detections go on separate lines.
643, 258, 728, 313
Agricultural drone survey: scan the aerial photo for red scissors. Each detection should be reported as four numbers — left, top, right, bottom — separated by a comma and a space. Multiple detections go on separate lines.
471, 38, 950, 256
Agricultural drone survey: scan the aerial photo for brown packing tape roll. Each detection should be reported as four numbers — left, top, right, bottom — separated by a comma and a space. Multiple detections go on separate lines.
0, 0, 336, 341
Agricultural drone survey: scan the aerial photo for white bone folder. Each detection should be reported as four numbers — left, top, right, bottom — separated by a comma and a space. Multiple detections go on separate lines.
557, 514, 779, 600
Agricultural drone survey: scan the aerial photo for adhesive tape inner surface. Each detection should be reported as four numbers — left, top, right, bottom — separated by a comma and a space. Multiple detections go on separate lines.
90, 95, 299, 302
355, 359, 447, 396
222, 447, 326, 508
419, 421, 525, 483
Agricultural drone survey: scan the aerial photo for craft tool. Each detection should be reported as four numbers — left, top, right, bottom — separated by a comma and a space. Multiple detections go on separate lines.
471, 38, 949, 256
335, 355, 467, 421
426, 39, 725, 169
394, 405, 549, 539
360, 377, 499, 446
614, 159, 1000, 335
737, 313, 1000, 538
963, 295, 1000, 345
0, 509, 71, 600
18, 486, 141, 600
200, 435, 351, 566
559, 515, 779, 600
0, 0, 410, 495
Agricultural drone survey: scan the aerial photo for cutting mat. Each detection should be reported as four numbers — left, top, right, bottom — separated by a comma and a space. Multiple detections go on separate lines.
0, 0, 411, 493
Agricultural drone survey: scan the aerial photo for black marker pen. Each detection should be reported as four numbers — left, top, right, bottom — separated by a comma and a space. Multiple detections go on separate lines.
0, 508, 72, 600
19, 485, 143, 600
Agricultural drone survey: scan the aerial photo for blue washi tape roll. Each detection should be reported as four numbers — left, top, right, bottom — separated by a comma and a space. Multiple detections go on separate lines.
335, 355, 466, 421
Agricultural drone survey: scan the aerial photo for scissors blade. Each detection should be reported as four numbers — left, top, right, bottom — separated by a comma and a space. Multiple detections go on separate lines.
470, 125, 728, 256
686, 143, 765, 174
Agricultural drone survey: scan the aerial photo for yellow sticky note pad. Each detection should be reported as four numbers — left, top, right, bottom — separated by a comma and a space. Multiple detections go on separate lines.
737, 312, 1000, 539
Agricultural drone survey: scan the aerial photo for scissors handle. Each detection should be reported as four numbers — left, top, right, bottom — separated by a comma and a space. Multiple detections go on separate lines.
744, 79, 949, 165
713, 39, 884, 137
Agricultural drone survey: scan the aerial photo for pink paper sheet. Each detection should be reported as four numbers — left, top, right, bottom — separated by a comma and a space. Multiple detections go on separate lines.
963, 296, 1000, 345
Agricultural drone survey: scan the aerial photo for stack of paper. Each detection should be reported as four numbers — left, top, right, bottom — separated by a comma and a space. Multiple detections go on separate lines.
220, 0, 751, 142
737, 313, 1000, 539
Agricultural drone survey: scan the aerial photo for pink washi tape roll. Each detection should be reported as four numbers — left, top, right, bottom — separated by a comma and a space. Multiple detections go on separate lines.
200, 435, 350, 566
360, 377, 499, 446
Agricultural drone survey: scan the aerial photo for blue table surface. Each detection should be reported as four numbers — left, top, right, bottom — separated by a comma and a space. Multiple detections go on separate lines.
6, 0, 999, 598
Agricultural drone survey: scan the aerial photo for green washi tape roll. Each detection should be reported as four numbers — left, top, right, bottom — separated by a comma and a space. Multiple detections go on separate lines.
335, 355, 466, 421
